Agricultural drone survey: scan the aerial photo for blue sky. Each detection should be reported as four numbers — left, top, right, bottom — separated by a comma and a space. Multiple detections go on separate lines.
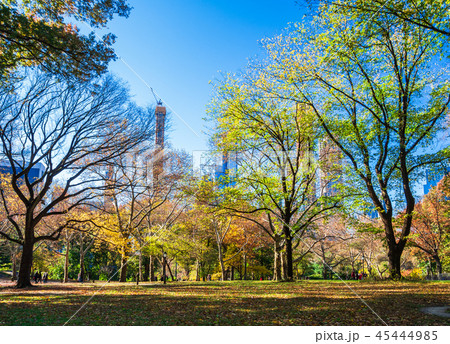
95, 0, 308, 153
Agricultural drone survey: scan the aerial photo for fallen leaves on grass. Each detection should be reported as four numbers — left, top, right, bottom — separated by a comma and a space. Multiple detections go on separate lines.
0, 281, 448, 326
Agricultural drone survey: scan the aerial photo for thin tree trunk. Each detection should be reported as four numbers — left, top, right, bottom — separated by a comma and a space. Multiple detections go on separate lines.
195, 258, 200, 281
119, 251, 127, 282
282, 251, 289, 280
321, 243, 327, 279
218, 245, 226, 281
243, 252, 247, 280
144, 256, 150, 281
162, 256, 166, 283
78, 251, 85, 282
138, 251, 143, 282
149, 255, 154, 281
273, 236, 282, 281
167, 261, 175, 281
219, 259, 226, 281
64, 241, 70, 283
78, 238, 85, 282
11, 252, 17, 281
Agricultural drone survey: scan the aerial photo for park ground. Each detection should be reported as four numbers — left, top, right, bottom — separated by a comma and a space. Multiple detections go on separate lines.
0, 279, 449, 326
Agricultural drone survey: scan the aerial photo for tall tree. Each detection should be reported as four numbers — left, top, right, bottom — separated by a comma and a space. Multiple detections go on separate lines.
265, 4, 449, 278
99, 144, 191, 282
209, 75, 342, 281
0, 73, 151, 287
187, 178, 236, 281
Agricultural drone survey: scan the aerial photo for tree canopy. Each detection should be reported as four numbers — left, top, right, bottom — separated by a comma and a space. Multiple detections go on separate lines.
0, 0, 131, 81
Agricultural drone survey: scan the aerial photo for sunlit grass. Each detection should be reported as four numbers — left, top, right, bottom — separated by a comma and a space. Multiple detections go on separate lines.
0, 280, 448, 326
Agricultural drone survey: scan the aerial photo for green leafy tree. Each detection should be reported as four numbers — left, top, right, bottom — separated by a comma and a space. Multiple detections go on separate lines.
0, 0, 131, 81
264, 3, 449, 278
209, 75, 343, 281
317, 0, 450, 38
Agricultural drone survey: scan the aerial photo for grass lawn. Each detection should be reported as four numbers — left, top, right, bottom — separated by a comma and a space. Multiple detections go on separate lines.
0, 280, 449, 326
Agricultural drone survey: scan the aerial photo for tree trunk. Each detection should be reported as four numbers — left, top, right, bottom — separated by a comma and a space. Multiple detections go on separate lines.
273, 236, 282, 281
11, 252, 17, 281
217, 243, 226, 281
185, 265, 190, 280
366, 260, 372, 276
433, 254, 442, 279
321, 243, 327, 279
282, 251, 289, 280
387, 246, 402, 280
149, 255, 154, 281
64, 242, 70, 283
143, 256, 149, 281
243, 253, 247, 280
16, 237, 34, 288
119, 252, 127, 282
78, 251, 85, 282
167, 261, 175, 281
78, 238, 85, 282
281, 251, 286, 280
162, 256, 167, 284
195, 258, 200, 281
283, 226, 294, 281
138, 251, 143, 282
231, 266, 234, 281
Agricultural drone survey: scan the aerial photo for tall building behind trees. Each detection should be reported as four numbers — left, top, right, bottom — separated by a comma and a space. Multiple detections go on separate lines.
153, 101, 166, 184
318, 138, 343, 197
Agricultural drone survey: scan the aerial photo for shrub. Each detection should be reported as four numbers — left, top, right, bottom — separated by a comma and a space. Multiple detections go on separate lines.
48, 264, 64, 280
211, 272, 222, 281
402, 268, 425, 280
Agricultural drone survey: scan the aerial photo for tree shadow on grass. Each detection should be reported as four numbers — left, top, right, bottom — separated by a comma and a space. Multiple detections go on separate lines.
0, 285, 449, 326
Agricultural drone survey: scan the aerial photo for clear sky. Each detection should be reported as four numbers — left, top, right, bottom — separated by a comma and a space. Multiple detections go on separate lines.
94, 0, 308, 154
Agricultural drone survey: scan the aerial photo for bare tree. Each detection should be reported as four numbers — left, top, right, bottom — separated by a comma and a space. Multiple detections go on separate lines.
98, 144, 190, 282
0, 73, 151, 288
